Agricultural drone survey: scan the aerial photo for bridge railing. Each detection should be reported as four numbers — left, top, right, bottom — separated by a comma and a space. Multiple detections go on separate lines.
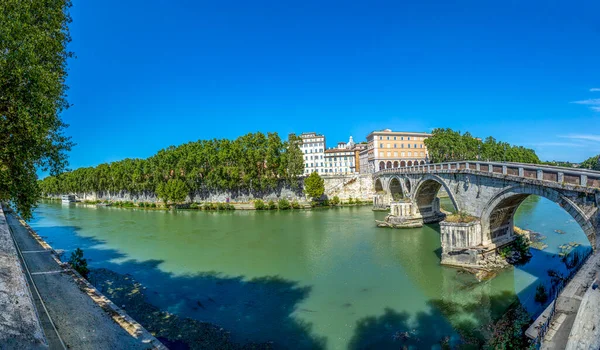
375, 161, 600, 188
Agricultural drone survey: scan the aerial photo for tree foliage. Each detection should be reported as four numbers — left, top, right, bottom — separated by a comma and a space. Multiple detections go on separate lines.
424, 128, 540, 164
0, 0, 75, 219
156, 178, 188, 205
579, 154, 600, 170
39, 132, 304, 200
304, 172, 324, 200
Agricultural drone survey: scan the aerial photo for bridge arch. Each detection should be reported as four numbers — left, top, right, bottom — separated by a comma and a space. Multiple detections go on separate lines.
388, 177, 404, 200
480, 186, 595, 247
374, 178, 384, 193
412, 174, 460, 213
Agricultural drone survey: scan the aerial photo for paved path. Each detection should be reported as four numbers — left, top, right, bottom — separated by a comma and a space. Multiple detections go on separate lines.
5, 211, 164, 350
540, 253, 600, 350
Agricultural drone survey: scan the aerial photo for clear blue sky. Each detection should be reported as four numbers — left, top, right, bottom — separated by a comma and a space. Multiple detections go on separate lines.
61, 0, 600, 171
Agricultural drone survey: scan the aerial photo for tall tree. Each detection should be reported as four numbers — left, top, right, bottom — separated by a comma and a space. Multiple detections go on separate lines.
1, 0, 74, 219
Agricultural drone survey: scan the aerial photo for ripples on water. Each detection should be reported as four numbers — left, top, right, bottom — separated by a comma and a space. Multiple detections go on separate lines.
30, 196, 590, 349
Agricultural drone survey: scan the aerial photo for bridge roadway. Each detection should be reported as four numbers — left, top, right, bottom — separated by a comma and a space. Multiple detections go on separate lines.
1, 206, 165, 349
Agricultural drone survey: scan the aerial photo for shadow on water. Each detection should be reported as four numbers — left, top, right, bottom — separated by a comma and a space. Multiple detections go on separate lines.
347, 291, 530, 349
36, 226, 326, 350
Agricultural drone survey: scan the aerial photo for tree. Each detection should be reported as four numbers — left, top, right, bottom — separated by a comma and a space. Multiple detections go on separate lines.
0, 0, 74, 219
68, 248, 89, 279
580, 154, 600, 170
156, 178, 188, 205
304, 172, 324, 201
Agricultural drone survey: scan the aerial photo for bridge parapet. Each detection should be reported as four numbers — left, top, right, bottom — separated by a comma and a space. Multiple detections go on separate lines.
376, 161, 600, 190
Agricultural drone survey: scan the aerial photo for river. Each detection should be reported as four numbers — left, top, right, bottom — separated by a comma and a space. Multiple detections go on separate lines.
29, 197, 591, 349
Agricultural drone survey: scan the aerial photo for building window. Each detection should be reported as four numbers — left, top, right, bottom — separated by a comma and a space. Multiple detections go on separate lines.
393, 144, 397, 148
387, 151, 391, 156
380, 143, 383, 148
407, 136, 411, 141
414, 144, 417, 148
387, 144, 390, 148
386, 136, 390, 140
420, 144, 423, 148
408, 152, 412, 156
393, 136, 397, 140
379, 136, 382, 140
401, 152, 405, 157
408, 144, 411, 148
394, 152, 398, 157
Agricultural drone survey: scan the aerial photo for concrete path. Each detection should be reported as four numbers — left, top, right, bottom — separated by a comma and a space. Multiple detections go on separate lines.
539, 253, 600, 350
4, 210, 165, 350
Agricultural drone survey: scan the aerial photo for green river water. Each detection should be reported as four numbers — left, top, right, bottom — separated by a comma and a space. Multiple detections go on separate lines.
29, 197, 591, 349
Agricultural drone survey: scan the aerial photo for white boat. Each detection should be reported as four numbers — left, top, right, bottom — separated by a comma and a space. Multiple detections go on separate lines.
61, 195, 76, 203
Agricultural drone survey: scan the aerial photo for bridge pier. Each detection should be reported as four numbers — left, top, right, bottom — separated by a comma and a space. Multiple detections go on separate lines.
377, 198, 446, 228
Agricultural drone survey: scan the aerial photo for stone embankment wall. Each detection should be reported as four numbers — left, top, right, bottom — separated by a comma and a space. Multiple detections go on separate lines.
0, 206, 47, 348
49, 175, 376, 203
323, 174, 375, 200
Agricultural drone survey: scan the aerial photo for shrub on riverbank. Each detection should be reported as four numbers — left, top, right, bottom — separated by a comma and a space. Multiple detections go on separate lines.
254, 199, 266, 210
291, 200, 301, 209
278, 199, 291, 210
331, 196, 340, 206
68, 248, 89, 279
267, 200, 277, 210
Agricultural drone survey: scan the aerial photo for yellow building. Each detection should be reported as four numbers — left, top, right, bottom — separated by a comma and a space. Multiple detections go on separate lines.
366, 129, 431, 172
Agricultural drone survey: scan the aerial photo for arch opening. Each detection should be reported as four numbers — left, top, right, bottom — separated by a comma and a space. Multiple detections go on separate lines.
379, 161, 385, 171
400, 160, 406, 167
374, 178, 384, 193
413, 177, 459, 221
482, 189, 595, 248
407, 161, 413, 166
393, 161, 399, 168
386, 161, 392, 169
420, 160, 425, 165
389, 178, 404, 200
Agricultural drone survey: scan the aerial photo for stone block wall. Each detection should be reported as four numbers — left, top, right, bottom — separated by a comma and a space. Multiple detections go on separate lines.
323, 174, 375, 201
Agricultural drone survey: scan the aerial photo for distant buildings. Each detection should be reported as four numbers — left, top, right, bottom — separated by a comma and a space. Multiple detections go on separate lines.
366, 129, 431, 172
296, 128, 431, 176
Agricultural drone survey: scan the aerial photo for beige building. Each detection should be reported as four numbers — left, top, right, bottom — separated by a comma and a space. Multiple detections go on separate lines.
366, 129, 431, 172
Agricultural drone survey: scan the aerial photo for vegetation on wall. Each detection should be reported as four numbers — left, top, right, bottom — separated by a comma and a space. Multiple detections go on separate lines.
0, 0, 75, 219
39, 132, 305, 200
424, 128, 540, 164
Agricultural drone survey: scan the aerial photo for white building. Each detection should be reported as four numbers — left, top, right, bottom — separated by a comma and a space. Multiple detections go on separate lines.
299, 132, 326, 175
323, 136, 360, 175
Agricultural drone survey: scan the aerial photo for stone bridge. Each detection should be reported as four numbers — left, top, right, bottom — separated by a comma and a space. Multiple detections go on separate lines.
373, 161, 600, 267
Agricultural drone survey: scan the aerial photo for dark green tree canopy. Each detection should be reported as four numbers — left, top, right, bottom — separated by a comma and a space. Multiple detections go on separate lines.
39, 132, 305, 199
424, 128, 540, 164
1, 0, 74, 219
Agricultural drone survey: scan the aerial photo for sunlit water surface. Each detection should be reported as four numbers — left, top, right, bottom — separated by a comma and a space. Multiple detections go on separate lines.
30, 197, 590, 349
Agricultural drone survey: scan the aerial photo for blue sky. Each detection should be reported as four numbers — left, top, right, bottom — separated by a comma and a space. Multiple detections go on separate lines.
60, 0, 600, 171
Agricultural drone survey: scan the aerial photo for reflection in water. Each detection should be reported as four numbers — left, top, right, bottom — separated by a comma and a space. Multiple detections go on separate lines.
30, 196, 590, 349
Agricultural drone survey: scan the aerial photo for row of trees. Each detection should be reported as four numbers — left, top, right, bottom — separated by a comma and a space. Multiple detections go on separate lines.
39, 132, 305, 201
424, 128, 540, 164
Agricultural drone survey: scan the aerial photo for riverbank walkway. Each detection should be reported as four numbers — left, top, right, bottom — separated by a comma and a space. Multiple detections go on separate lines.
1, 206, 166, 349
526, 251, 600, 349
